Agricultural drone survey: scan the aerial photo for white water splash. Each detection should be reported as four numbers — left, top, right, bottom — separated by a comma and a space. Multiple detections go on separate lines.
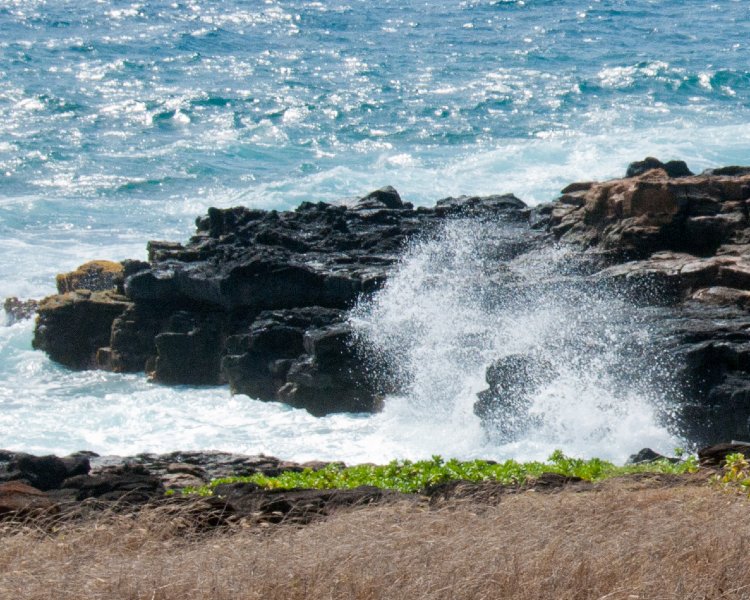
350, 216, 681, 463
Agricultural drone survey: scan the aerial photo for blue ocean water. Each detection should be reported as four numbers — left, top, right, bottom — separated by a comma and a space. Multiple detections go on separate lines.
1, 0, 750, 462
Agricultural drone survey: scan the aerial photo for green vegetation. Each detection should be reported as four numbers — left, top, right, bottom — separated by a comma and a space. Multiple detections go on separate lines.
712, 452, 750, 496
182, 450, 699, 496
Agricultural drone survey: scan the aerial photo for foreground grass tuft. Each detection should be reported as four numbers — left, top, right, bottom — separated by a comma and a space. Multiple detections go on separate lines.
184, 450, 698, 496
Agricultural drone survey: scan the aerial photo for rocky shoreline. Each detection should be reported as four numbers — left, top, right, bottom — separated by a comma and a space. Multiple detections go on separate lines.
0, 448, 406, 524
1, 442, 748, 525
10, 157, 750, 446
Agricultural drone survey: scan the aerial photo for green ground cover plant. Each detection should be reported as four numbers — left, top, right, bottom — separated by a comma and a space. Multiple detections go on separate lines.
183, 450, 698, 496
711, 452, 750, 496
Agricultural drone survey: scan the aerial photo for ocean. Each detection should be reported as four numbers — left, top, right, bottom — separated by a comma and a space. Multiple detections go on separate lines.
2, 0, 750, 463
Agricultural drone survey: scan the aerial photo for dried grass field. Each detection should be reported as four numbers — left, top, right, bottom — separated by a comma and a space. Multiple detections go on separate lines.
1, 474, 749, 600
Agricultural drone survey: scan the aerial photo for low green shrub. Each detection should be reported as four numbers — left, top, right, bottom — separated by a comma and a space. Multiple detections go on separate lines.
182, 451, 698, 496
711, 452, 750, 496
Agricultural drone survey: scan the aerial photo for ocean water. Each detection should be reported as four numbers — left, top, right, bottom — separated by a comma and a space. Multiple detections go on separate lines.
2, 0, 750, 463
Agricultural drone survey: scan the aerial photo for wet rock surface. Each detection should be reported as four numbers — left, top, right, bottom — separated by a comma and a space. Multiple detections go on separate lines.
3, 297, 38, 324
475, 354, 554, 442
32, 188, 530, 415
32, 290, 132, 370
26, 161, 750, 444
527, 160, 750, 445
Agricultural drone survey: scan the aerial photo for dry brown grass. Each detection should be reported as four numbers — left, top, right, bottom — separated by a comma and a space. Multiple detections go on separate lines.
1, 476, 749, 600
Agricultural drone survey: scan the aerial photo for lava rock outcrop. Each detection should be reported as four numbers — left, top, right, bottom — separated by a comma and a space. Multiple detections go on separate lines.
32, 188, 528, 415
527, 159, 750, 444
29, 160, 750, 444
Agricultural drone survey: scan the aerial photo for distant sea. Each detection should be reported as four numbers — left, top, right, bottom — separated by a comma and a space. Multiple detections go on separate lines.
2, 0, 750, 463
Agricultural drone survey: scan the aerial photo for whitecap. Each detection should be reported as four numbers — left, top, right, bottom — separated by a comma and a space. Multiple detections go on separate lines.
15, 97, 44, 111
172, 109, 191, 125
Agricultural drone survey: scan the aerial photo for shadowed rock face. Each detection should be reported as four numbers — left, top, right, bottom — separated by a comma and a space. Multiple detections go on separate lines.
32, 188, 528, 415
475, 354, 556, 442
32, 290, 133, 370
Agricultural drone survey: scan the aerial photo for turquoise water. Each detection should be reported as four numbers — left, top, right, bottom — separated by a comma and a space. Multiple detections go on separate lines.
1, 0, 749, 462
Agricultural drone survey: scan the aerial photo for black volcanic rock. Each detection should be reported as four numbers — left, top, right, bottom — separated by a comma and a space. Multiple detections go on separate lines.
29, 164, 750, 444
698, 442, 750, 466
3, 297, 38, 324
1, 452, 91, 491
63, 464, 164, 504
33, 189, 529, 416
32, 290, 132, 370
354, 185, 405, 210
475, 354, 555, 443
123, 191, 527, 313
222, 307, 343, 404
210, 484, 407, 524
625, 157, 694, 179
153, 310, 227, 385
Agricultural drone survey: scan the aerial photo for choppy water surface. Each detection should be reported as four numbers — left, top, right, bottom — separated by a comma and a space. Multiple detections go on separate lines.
2, 0, 749, 462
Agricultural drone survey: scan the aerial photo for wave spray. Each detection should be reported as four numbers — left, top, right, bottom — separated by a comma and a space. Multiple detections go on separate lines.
350, 215, 680, 463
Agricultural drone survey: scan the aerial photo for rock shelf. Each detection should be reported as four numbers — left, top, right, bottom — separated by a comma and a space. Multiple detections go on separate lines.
23, 159, 750, 444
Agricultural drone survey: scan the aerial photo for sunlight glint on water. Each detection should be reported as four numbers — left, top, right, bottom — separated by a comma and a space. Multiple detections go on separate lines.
1, 0, 747, 462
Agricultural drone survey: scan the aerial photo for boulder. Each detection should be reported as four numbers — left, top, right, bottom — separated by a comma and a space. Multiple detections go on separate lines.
2, 453, 91, 491
625, 157, 694, 178
434, 193, 527, 219
0, 482, 57, 518
698, 442, 750, 466
474, 354, 554, 441
627, 448, 674, 464
32, 290, 132, 370
353, 185, 405, 210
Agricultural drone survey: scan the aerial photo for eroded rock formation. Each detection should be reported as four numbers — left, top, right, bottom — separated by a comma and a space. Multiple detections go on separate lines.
32, 188, 527, 415
484, 158, 750, 445
29, 160, 750, 444
3, 297, 39, 324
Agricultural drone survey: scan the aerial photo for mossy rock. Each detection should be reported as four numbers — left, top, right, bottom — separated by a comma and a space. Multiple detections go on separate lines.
56, 260, 124, 294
